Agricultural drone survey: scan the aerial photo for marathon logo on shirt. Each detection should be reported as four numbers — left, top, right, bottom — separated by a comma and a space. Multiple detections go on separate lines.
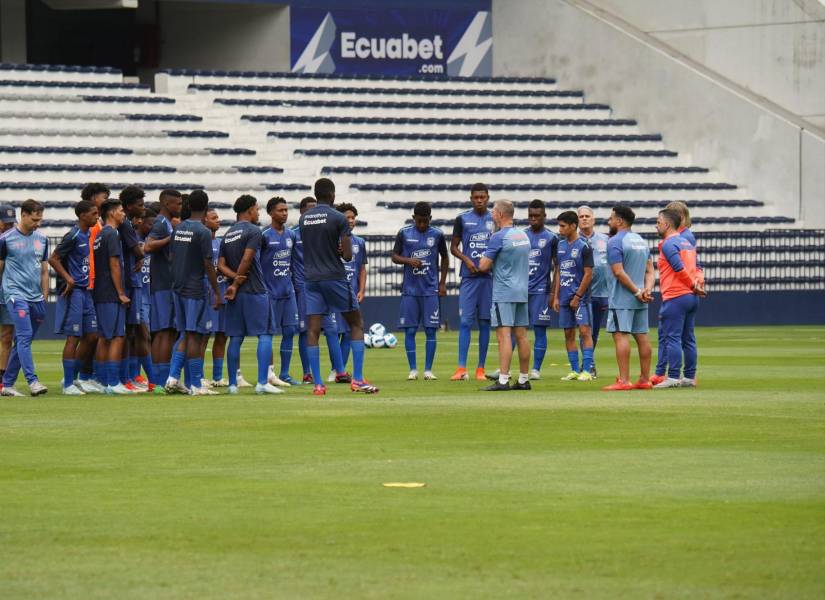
303, 215, 327, 226
174, 229, 194, 243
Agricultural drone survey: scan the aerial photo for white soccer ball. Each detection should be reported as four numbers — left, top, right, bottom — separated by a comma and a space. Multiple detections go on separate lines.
371, 333, 386, 349
383, 333, 398, 348
364, 333, 373, 348
369, 322, 387, 338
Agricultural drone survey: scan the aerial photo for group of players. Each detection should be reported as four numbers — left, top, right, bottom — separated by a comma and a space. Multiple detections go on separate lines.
0, 177, 703, 396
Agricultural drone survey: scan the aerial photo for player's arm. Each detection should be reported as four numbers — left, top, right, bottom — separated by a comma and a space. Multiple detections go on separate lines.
642, 259, 655, 302
551, 263, 560, 312
357, 264, 367, 303
662, 241, 704, 296
450, 216, 477, 274
143, 222, 171, 253
438, 235, 449, 296
41, 261, 50, 300
339, 232, 353, 262
477, 232, 500, 274
391, 231, 421, 267
48, 234, 74, 297
202, 233, 222, 309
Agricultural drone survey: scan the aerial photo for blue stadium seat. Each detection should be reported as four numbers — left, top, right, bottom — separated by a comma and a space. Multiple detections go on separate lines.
82, 95, 175, 104
216, 98, 607, 111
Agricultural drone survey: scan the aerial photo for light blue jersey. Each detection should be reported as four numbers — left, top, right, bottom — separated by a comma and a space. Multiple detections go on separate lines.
0, 227, 48, 302
607, 230, 650, 310
582, 231, 610, 298
483, 226, 530, 303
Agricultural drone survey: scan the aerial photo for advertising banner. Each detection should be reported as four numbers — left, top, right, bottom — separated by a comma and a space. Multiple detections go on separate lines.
291, 7, 492, 77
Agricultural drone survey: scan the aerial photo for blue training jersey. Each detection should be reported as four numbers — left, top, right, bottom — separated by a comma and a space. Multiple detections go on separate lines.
393, 225, 447, 296
171, 218, 212, 299
483, 226, 530, 303
54, 224, 91, 293
208, 237, 227, 304
298, 204, 349, 282
147, 215, 174, 293
452, 209, 493, 279
140, 236, 151, 305
557, 237, 594, 306
261, 225, 296, 299
607, 229, 650, 310
525, 227, 557, 295
344, 234, 367, 295
220, 220, 266, 295
0, 227, 49, 303
581, 231, 610, 298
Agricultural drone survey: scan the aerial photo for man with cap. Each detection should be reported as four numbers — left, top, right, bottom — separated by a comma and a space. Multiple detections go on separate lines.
0, 203, 16, 391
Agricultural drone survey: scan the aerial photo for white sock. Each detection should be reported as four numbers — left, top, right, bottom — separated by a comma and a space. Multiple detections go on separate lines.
518, 373, 529, 384
498, 373, 510, 385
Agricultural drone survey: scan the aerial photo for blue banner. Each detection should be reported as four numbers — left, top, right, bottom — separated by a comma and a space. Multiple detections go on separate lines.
291, 7, 492, 77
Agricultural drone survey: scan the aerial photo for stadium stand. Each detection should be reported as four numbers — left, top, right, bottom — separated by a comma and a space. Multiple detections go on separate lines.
1, 62, 820, 295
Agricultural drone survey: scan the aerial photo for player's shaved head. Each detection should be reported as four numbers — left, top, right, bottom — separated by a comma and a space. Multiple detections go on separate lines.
314, 178, 335, 204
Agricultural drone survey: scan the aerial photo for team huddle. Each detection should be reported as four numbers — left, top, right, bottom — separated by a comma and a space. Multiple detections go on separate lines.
0, 178, 704, 396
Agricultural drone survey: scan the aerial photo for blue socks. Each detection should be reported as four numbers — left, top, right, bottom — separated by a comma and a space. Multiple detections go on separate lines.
62, 359, 75, 388
424, 328, 437, 371
351, 340, 365, 382
405, 328, 417, 370
325, 332, 345, 374
458, 323, 471, 368
567, 350, 580, 373
128, 356, 139, 381
139, 355, 154, 383
187, 358, 204, 388
308, 345, 322, 386
533, 327, 547, 371
582, 348, 594, 373
256, 335, 272, 385
280, 328, 295, 379
169, 348, 185, 381
227, 338, 243, 387
212, 357, 224, 382
477, 321, 490, 368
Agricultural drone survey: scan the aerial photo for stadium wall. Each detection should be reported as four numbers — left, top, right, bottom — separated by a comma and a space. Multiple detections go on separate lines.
32, 291, 825, 341
491, 0, 825, 229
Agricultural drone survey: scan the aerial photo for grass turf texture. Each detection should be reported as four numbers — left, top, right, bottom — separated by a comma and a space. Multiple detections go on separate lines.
1, 326, 824, 598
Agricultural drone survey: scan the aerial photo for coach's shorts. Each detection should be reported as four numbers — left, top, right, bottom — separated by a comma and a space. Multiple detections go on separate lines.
95, 302, 126, 339
459, 277, 492, 325
295, 286, 307, 332
399, 295, 440, 329
173, 293, 212, 334
528, 293, 554, 328
150, 289, 176, 332
225, 292, 274, 337
305, 279, 357, 316
271, 294, 299, 332
125, 287, 142, 325
491, 301, 529, 328
54, 288, 97, 336
0, 302, 13, 326
607, 307, 649, 334
559, 303, 592, 329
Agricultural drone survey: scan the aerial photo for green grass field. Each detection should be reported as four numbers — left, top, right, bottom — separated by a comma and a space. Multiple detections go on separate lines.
1, 326, 824, 599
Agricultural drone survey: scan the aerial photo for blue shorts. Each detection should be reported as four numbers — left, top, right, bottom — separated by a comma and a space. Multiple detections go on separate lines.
607, 307, 649, 334
333, 312, 350, 334
305, 279, 357, 316
399, 295, 440, 329
205, 302, 226, 334
140, 296, 151, 326
528, 293, 554, 328
271, 294, 299, 331
459, 277, 492, 325
295, 286, 308, 332
95, 302, 126, 339
491, 301, 529, 328
559, 303, 592, 329
173, 293, 212, 334
54, 288, 97, 336
0, 302, 13, 326
321, 312, 340, 333
150, 289, 176, 332
225, 293, 274, 337
126, 287, 142, 325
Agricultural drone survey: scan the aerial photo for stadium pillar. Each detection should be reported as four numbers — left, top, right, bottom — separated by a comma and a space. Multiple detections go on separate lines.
0, 0, 27, 63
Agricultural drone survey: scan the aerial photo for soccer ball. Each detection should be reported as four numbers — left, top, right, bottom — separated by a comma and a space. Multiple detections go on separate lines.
369, 323, 387, 338
383, 333, 398, 348
364, 333, 373, 348
371, 334, 386, 349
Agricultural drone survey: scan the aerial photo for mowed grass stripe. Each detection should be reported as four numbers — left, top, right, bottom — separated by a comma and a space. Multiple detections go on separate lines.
0, 326, 823, 598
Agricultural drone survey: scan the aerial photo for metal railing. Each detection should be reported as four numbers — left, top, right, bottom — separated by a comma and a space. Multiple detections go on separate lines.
46, 229, 825, 299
